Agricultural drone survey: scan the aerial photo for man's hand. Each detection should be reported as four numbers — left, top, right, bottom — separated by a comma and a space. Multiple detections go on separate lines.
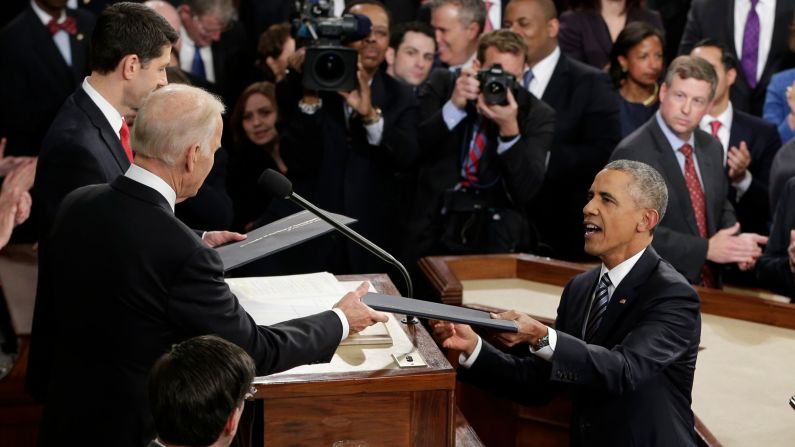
727, 141, 751, 183
707, 222, 766, 264
202, 231, 246, 248
287, 47, 306, 73
450, 67, 480, 110
0, 138, 35, 177
339, 63, 376, 119
333, 282, 388, 334
476, 88, 519, 137
491, 310, 547, 348
429, 320, 478, 354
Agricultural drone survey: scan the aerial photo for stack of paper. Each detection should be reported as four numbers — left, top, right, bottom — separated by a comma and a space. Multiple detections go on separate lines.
226, 272, 392, 346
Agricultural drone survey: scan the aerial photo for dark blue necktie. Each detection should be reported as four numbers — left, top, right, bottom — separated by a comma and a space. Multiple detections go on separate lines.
584, 273, 612, 341
191, 47, 206, 79
523, 69, 534, 89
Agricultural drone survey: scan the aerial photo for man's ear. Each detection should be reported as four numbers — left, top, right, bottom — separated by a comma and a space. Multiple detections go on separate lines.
547, 18, 560, 39
385, 47, 395, 66
726, 67, 737, 88
467, 22, 480, 41
120, 54, 139, 80
472, 58, 481, 70
185, 144, 200, 173
638, 209, 660, 233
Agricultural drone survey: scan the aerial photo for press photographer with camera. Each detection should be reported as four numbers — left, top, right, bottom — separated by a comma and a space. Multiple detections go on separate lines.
276, 0, 419, 275
404, 29, 554, 265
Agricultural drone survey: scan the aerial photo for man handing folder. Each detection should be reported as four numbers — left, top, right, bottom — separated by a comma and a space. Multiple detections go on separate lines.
431, 160, 702, 446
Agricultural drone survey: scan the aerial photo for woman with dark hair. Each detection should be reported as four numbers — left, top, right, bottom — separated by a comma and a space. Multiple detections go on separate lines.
255, 23, 295, 83
226, 82, 287, 232
559, 0, 664, 70
609, 21, 664, 137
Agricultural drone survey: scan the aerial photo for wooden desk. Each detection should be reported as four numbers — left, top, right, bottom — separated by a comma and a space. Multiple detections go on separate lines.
420, 254, 795, 447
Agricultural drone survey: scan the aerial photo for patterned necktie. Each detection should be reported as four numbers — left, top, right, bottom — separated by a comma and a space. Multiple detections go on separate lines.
523, 70, 534, 89
584, 273, 612, 342
47, 17, 77, 36
191, 47, 206, 79
741, 0, 760, 89
483, 1, 494, 32
679, 144, 716, 287
119, 120, 134, 163
709, 120, 721, 138
461, 117, 488, 187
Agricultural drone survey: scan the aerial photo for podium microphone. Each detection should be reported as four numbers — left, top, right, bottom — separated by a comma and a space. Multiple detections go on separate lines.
258, 169, 418, 324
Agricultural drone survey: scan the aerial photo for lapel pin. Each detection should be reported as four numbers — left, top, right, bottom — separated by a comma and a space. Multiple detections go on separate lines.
618, 298, 627, 305
77, 33, 84, 41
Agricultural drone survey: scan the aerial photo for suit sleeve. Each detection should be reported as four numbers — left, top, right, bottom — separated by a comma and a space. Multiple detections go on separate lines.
167, 245, 343, 375
377, 82, 420, 170
677, 0, 704, 55
757, 180, 795, 299
736, 122, 780, 227
417, 69, 458, 160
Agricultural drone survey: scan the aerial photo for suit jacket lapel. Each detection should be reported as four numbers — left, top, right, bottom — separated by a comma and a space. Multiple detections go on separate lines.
694, 132, 718, 233
27, 8, 72, 82
567, 267, 601, 338
541, 55, 567, 105
74, 87, 131, 171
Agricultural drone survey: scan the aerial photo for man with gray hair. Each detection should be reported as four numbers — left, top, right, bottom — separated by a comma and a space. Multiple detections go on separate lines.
430, 0, 487, 70
38, 84, 387, 447
611, 55, 768, 288
432, 159, 702, 445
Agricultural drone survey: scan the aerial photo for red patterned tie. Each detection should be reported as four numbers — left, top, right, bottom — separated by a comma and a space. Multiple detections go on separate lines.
709, 120, 721, 138
119, 120, 134, 163
47, 17, 77, 36
461, 118, 488, 187
679, 144, 715, 288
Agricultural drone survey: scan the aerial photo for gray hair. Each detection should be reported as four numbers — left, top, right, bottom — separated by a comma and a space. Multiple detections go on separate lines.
183, 0, 236, 24
430, 0, 487, 32
664, 55, 718, 101
131, 84, 225, 166
604, 159, 668, 224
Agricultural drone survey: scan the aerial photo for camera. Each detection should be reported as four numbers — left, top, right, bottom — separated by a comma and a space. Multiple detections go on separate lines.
293, 1, 372, 91
476, 64, 517, 106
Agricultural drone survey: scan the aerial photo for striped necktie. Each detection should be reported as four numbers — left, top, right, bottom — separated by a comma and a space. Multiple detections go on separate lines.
584, 273, 612, 342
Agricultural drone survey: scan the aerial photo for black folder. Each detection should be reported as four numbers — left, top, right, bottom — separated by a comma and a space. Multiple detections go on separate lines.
216, 210, 356, 271
362, 293, 518, 332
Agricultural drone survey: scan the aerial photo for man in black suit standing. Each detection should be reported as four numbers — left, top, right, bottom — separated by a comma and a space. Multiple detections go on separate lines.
678, 0, 795, 116
27, 2, 181, 402
406, 29, 553, 262
691, 39, 781, 236
432, 160, 702, 446
38, 83, 388, 447
505, 0, 621, 260
0, 0, 95, 156
611, 56, 767, 287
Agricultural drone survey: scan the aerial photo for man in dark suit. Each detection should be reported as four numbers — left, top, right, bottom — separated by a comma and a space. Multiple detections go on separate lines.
505, 0, 621, 260
691, 39, 781, 236
277, 0, 419, 276
757, 177, 795, 301
27, 2, 180, 402
678, 0, 795, 116
0, 0, 95, 156
432, 160, 701, 445
611, 55, 767, 287
38, 83, 387, 447
406, 29, 553, 263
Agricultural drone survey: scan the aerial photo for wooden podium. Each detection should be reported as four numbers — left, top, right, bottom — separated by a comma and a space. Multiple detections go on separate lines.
420, 254, 795, 447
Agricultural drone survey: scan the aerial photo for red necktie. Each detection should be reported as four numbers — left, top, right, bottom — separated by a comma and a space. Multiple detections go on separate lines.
709, 120, 721, 138
461, 118, 488, 187
119, 120, 134, 163
47, 17, 77, 36
483, 1, 494, 32
679, 144, 715, 288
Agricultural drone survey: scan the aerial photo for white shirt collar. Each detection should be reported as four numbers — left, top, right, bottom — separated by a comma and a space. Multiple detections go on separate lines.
527, 46, 561, 98
124, 164, 177, 212
82, 77, 125, 138
30, 0, 66, 24
702, 101, 733, 131
180, 26, 195, 50
599, 247, 646, 290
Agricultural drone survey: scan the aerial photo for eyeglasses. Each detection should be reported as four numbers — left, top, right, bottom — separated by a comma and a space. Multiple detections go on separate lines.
244, 385, 257, 401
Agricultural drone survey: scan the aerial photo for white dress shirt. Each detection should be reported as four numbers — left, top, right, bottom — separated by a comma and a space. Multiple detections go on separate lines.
526, 46, 560, 99
31, 0, 72, 66
82, 77, 125, 141
699, 103, 753, 197
179, 27, 216, 83
734, 0, 775, 83
485, 0, 502, 31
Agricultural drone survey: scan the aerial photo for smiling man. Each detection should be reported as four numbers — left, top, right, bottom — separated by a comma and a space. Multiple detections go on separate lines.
432, 159, 702, 445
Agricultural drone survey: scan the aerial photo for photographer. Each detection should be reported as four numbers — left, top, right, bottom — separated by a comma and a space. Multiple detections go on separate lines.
405, 29, 554, 264
276, 0, 418, 274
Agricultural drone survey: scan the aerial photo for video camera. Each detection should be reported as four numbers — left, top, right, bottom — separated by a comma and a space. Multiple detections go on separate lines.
293, 0, 372, 91
476, 64, 517, 106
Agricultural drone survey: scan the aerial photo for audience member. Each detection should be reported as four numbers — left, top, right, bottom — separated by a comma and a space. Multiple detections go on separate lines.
769, 137, 795, 211
762, 13, 795, 144
609, 21, 665, 138
407, 30, 554, 261
277, 0, 418, 275
431, 0, 487, 70
431, 159, 701, 446
147, 335, 256, 447
757, 176, 795, 301
28, 1, 178, 403
506, 0, 621, 260
254, 23, 294, 84
611, 55, 767, 287
0, 0, 95, 156
37, 83, 388, 447
679, 0, 795, 116
692, 39, 781, 236
559, 0, 664, 71
145, 1, 182, 51
387, 21, 437, 87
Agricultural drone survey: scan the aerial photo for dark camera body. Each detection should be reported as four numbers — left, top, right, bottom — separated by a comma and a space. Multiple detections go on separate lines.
303, 44, 358, 91
476, 64, 517, 106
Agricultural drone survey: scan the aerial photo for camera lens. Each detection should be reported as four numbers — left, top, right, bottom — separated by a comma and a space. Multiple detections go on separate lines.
315, 52, 346, 84
485, 81, 505, 95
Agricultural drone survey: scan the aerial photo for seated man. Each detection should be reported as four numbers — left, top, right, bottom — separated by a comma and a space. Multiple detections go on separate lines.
406, 29, 553, 261
37, 84, 387, 447
147, 335, 256, 447
433, 160, 701, 445
757, 176, 795, 301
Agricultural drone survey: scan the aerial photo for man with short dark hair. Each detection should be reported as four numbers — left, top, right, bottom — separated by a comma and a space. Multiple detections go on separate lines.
611, 55, 768, 287
387, 21, 437, 86
147, 335, 256, 447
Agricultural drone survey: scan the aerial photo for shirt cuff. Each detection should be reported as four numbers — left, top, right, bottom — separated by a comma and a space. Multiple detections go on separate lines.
528, 327, 557, 362
331, 308, 349, 344
496, 135, 520, 154
365, 117, 384, 145
732, 170, 752, 198
458, 335, 483, 369
442, 100, 467, 130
